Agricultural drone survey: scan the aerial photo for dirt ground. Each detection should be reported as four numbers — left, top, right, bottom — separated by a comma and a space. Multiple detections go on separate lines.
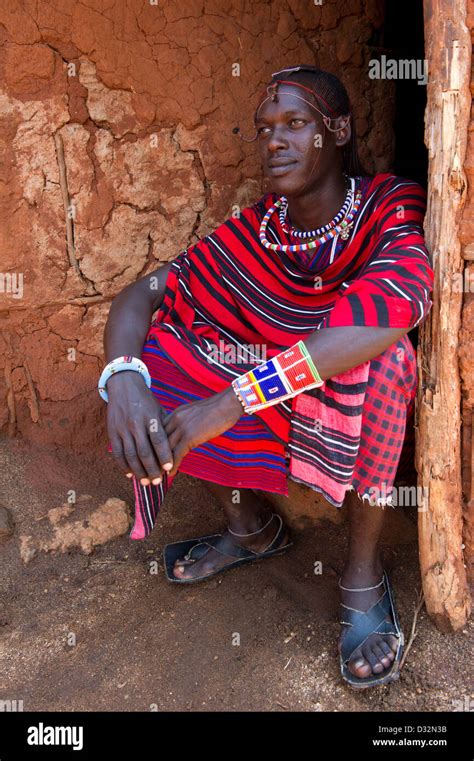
0, 434, 472, 713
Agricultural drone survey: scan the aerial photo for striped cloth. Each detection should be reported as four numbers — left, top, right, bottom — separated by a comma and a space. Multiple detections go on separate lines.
289, 332, 418, 505
118, 173, 434, 540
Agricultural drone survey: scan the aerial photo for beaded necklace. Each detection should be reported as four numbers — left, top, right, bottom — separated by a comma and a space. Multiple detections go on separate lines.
279, 177, 353, 238
259, 177, 362, 253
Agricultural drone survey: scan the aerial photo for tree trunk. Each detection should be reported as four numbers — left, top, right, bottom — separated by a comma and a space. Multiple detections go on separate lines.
417, 0, 472, 631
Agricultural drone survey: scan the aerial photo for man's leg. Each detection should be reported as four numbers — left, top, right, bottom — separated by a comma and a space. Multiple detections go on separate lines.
338, 489, 399, 677
173, 482, 290, 580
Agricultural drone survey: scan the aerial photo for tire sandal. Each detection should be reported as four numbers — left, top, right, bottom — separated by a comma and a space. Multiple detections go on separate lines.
163, 512, 292, 584
339, 571, 404, 689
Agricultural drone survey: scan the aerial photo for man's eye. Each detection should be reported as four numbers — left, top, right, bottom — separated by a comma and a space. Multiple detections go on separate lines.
257, 120, 305, 135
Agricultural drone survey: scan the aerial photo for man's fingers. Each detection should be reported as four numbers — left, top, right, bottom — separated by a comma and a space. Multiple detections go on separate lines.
167, 428, 181, 451
121, 433, 148, 481
133, 432, 164, 483
109, 436, 130, 474
169, 440, 189, 477
150, 405, 174, 471
162, 414, 177, 435
148, 431, 174, 473
168, 434, 182, 477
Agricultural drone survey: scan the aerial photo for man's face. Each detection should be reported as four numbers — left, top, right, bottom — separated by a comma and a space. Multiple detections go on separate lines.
255, 84, 336, 197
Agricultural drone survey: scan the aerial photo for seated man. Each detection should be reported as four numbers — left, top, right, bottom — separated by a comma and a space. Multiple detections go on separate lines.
101, 65, 434, 689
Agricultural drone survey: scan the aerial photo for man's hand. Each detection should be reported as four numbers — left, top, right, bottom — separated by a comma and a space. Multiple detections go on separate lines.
162, 386, 245, 476
106, 371, 174, 485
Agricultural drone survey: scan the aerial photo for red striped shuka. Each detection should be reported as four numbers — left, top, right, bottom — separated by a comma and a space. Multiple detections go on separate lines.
124, 173, 434, 540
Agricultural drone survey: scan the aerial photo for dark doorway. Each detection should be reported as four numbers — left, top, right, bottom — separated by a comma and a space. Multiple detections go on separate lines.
384, 0, 428, 188
383, 0, 428, 351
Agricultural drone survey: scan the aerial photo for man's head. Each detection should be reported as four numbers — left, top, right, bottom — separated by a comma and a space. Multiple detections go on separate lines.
252, 66, 364, 197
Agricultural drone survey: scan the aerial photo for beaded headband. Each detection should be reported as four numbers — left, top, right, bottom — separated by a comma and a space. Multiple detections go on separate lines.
233, 78, 350, 141
263, 79, 337, 115
256, 80, 350, 132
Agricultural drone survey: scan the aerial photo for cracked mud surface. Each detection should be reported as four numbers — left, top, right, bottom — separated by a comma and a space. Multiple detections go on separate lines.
0, 0, 395, 447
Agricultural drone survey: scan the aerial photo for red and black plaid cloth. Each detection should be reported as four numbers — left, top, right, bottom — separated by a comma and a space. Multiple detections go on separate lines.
115, 174, 434, 540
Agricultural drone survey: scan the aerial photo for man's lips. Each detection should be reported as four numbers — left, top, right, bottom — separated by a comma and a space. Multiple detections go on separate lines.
267, 157, 297, 167
266, 158, 297, 175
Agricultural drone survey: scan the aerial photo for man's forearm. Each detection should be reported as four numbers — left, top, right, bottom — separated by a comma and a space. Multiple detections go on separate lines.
104, 287, 156, 363
103, 264, 172, 365
304, 326, 410, 381
222, 325, 411, 420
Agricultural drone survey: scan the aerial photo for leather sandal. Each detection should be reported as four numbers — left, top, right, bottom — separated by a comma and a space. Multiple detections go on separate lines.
339, 571, 404, 689
163, 512, 292, 584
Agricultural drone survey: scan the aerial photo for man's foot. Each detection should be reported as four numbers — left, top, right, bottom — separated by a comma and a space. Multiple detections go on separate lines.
172, 512, 290, 580
337, 563, 399, 679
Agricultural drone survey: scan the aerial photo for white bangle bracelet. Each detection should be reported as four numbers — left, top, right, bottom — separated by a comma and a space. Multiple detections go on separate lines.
98, 356, 152, 403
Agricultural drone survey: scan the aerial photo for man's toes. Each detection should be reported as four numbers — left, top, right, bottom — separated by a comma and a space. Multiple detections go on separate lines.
373, 643, 392, 669
173, 556, 205, 578
387, 634, 399, 653
173, 560, 193, 578
173, 552, 221, 579
347, 653, 372, 678
361, 645, 385, 674
379, 639, 396, 662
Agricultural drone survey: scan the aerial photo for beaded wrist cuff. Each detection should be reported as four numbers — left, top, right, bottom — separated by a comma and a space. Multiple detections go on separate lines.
231, 340, 323, 414
98, 355, 152, 403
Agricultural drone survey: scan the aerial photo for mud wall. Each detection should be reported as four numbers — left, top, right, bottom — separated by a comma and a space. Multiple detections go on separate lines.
0, 0, 393, 452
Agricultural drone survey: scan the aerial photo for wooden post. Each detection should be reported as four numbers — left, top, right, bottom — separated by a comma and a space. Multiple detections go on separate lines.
417, 0, 472, 631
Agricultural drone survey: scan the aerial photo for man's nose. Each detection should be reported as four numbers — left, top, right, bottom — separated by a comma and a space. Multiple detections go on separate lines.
267, 127, 289, 152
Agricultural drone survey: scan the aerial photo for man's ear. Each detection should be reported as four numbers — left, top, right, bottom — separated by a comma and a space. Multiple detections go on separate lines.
334, 114, 352, 147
